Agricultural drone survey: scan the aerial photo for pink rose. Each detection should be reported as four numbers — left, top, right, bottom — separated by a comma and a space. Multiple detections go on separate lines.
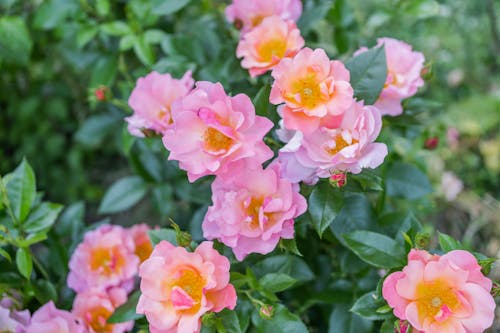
163, 81, 274, 182
126, 71, 194, 137
129, 224, 153, 263
356, 38, 424, 116
277, 102, 388, 183
0, 297, 30, 333
202, 160, 307, 260
72, 287, 133, 333
225, 0, 302, 33
137, 241, 237, 333
382, 249, 495, 333
270, 48, 354, 133
25, 301, 84, 333
236, 16, 304, 77
67, 224, 140, 293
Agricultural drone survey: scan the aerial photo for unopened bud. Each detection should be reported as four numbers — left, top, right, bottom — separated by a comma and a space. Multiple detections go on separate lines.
233, 19, 243, 30
259, 305, 274, 319
329, 172, 346, 188
395, 320, 410, 333
424, 137, 439, 150
415, 232, 430, 249
94, 86, 107, 101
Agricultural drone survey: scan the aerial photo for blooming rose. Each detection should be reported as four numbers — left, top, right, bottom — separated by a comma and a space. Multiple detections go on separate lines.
382, 249, 495, 333
73, 287, 133, 333
67, 224, 139, 293
270, 48, 354, 133
163, 81, 273, 182
236, 16, 304, 77
202, 160, 307, 260
225, 0, 302, 33
129, 224, 153, 263
126, 71, 194, 137
277, 102, 388, 183
137, 241, 237, 333
355, 38, 424, 116
0, 297, 30, 333
25, 301, 84, 333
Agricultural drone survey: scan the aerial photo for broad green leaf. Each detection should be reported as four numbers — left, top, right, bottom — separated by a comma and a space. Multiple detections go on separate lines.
297, 0, 333, 33
119, 35, 137, 51
252, 304, 308, 333
217, 309, 243, 333
108, 290, 143, 323
75, 114, 121, 148
5, 159, 36, 223
379, 319, 397, 333
16, 247, 32, 279
350, 292, 392, 320
24, 202, 63, 234
76, 25, 99, 49
438, 232, 465, 252
328, 303, 373, 333
17, 232, 47, 247
96, 0, 111, 17
144, 29, 167, 44
259, 273, 297, 293
56, 201, 85, 238
148, 228, 177, 246
33, 0, 78, 30
0, 248, 11, 262
98, 176, 148, 214
33, 279, 57, 304
134, 35, 155, 66
253, 85, 275, 120
386, 162, 432, 200
152, 0, 191, 15
101, 21, 132, 36
253, 255, 314, 282
349, 170, 383, 192
343, 230, 405, 269
90, 56, 118, 87
308, 182, 344, 237
0, 17, 32, 65
345, 46, 387, 105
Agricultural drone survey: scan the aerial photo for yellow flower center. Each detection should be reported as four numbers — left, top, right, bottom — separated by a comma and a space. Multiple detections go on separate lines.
203, 127, 233, 154
251, 15, 265, 27
246, 197, 264, 228
135, 240, 153, 263
89, 246, 125, 276
290, 74, 322, 109
173, 267, 205, 312
85, 306, 114, 333
325, 135, 358, 155
257, 38, 287, 63
415, 279, 461, 320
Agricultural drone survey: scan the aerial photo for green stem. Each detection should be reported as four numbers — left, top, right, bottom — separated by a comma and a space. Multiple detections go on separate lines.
30, 250, 50, 280
0, 175, 19, 227
242, 290, 266, 308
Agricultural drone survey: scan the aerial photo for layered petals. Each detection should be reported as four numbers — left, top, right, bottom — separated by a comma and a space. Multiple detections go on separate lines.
26, 301, 84, 333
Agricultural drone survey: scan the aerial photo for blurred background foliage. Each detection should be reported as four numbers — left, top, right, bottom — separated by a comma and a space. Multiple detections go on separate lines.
0, 0, 499, 330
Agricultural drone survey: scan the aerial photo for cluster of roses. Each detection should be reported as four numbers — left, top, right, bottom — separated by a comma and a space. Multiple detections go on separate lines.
0, 224, 152, 333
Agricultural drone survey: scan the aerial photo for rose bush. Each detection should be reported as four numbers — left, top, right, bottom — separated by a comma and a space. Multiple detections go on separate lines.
0, 1, 498, 333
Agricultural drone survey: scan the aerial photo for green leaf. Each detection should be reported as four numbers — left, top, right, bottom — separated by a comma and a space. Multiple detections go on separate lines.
217, 309, 243, 333
252, 304, 308, 333
90, 56, 118, 87
259, 273, 297, 293
350, 292, 392, 320
108, 290, 143, 323
148, 228, 177, 246
56, 201, 85, 238
152, 0, 191, 15
16, 247, 32, 279
0, 248, 11, 262
75, 114, 121, 148
5, 159, 36, 223
98, 176, 148, 214
380, 319, 397, 333
24, 202, 63, 234
77, 25, 99, 49
33, 0, 78, 30
134, 35, 155, 66
279, 238, 302, 256
101, 21, 132, 36
328, 303, 373, 333
144, 29, 167, 44
253, 255, 314, 282
345, 46, 387, 105
386, 162, 432, 200
309, 182, 344, 237
343, 230, 405, 268
349, 170, 383, 192
0, 17, 32, 65
33, 279, 58, 304
96, 0, 111, 17
438, 232, 464, 252
253, 85, 275, 120
119, 35, 137, 51
17, 232, 47, 247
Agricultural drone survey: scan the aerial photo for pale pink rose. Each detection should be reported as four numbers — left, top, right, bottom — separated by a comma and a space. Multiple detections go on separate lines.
202, 160, 307, 260
162, 81, 274, 182
270, 48, 354, 133
277, 102, 388, 183
236, 16, 304, 77
26, 301, 84, 333
72, 287, 133, 333
126, 71, 194, 137
129, 224, 153, 263
356, 38, 424, 116
67, 224, 140, 293
0, 297, 30, 333
440, 171, 463, 202
225, 0, 302, 33
382, 249, 495, 333
136, 241, 237, 333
